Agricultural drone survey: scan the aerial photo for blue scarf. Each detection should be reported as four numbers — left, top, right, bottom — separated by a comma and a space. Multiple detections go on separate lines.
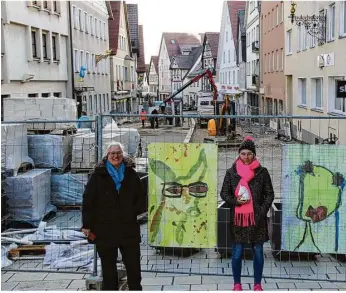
106, 160, 125, 191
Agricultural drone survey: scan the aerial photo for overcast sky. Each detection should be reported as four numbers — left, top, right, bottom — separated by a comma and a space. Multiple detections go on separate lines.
127, 0, 225, 64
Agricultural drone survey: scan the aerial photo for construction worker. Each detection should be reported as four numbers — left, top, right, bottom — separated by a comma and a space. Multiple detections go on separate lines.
77, 111, 92, 129
140, 109, 147, 128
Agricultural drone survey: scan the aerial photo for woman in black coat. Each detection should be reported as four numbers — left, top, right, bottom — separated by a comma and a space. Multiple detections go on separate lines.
82, 141, 145, 291
220, 136, 274, 291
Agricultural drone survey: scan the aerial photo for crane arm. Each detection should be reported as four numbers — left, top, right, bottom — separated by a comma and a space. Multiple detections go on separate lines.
163, 69, 218, 104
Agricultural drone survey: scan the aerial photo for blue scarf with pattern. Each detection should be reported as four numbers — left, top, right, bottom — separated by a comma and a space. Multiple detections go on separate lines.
106, 160, 125, 191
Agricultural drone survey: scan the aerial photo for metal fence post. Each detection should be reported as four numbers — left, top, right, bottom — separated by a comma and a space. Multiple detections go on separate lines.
86, 115, 103, 290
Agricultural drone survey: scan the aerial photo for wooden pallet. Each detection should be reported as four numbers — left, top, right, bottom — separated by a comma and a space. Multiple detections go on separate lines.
56, 205, 82, 211
8, 245, 46, 258
28, 128, 77, 136
70, 169, 93, 174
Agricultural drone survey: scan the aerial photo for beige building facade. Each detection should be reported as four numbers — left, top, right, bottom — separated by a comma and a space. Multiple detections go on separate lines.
284, 1, 346, 144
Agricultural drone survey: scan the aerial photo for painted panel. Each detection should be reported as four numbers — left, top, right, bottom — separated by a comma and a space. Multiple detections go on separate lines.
148, 143, 218, 248
282, 145, 346, 254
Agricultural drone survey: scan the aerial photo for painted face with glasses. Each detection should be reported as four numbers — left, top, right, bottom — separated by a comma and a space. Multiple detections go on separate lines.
107, 146, 124, 168
239, 150, 255, 165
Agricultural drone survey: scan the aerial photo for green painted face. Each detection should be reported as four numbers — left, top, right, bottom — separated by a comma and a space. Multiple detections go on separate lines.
148, 143, 218, 247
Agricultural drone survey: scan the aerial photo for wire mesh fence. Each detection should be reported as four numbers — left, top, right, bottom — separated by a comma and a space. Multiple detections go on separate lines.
1, 114, 346, 283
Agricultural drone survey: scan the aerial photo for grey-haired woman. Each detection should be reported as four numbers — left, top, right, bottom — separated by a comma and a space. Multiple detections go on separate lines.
82, 142, 145, 291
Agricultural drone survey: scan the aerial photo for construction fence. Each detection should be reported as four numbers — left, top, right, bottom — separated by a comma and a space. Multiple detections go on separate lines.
1, 114, 346, 283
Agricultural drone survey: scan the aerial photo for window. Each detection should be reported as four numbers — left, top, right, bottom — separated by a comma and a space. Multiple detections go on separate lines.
99, 20, 102, 39
32, 1, 38, 6
84, 12, 88, 33
298, 78, 307, 105
52, 35, 57, 61
74, 6, 78, 29
98, 94, 102, 112
223, 51, 225, 64
31, 30, 37, 58
74, 49, 78, 72
311, 78, 323, 109
302, 27, 307, 50
232, 71, 235, 84
90, 15, 93, 35
280, 2, 284, 23
103, 23, 106, 40
103, 94, 106, 112
53, 92, 61, 97
86, 52, 90, 73
43, 1, 48, 9
28, 93, 38, 97
275, 50, 279, 71
53, 1, 58, 12
310, 31, 316, 48
94, 94, 98, 113
79, 9, 83, 31
328, 4, 336, 41
95, 18, 98, 37
297, 25, 302, 51
89, 95, 93, 113
107, 94, 109, 110
340, 1, 346, 36
42, 32, 48, 59
286, 30, 292, 54
276, 5, 279, 26
228, 50, 230, 63
226, 31, 228, 42
42, 93, 50, 97
280, 48, 284, 71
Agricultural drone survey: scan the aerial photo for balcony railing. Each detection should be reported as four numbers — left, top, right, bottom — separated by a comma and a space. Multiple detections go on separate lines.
252, 41, 259, 53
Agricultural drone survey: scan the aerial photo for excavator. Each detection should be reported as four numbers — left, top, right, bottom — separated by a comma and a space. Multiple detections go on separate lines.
162, 68, 241, 146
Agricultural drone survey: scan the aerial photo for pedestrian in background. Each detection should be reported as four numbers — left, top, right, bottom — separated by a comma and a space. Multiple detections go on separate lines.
140, 109, 147, 128
220, 136, 275, 291
77, 111, 92, 129
82, 141, 145, 291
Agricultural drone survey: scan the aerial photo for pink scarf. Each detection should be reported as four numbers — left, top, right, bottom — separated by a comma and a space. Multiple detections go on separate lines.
234, 158, 260, 227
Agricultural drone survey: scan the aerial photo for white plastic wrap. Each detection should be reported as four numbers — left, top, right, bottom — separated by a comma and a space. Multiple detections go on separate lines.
51, 173, 89, 205
28, 135, 73, 169
1, 245, 13, 268
1, 124, 34, 174
71, 127, 140, 169
3, 98, 77, 130
5, 169, 54, 225
43, 243, 94, 269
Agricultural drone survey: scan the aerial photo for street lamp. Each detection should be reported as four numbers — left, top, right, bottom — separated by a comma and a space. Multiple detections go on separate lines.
289, 1, 326, 44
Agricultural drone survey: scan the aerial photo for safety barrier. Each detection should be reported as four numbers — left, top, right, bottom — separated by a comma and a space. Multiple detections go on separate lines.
1, 114, 345, 283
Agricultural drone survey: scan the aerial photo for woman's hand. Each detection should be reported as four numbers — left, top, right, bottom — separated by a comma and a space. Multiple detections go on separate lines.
82, 228, 90, 237
236, 198, 249, 205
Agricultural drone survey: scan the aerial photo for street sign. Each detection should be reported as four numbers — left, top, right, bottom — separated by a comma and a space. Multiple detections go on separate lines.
336, 80, 346, 98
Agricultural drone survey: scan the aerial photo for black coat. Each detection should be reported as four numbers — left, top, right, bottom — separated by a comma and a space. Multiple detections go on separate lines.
220, 162, 275, 244
82, 157, 146, 246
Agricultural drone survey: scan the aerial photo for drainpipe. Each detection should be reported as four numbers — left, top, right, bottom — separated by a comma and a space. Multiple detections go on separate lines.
258, 1, 262, 115
67, 1, 75, 105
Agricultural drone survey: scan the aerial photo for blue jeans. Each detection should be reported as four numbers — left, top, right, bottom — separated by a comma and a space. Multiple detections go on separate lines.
232, 243, 264, 284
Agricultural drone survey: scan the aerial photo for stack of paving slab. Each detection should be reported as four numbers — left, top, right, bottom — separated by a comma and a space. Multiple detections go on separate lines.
1, 123, 34, 176
2, 97, 77, 131
51, 172, 89, 206
71, 122, 140, 170
28, 134, 73, 170
5, 169, 53, 225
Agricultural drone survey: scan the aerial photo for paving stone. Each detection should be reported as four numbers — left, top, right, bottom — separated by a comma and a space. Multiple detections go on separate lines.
327, 273, 346, 281
142, 285, 163, 290
174, 275, 201, 285
312, 266, 340, 274
295, 282, 322, 289
191, 284, 217, 290
142, 277, 173, 286
318, 282, 338, 289
163, 285, 191, 291
291, 262, 317, 267
9, 272, 48, 282
15, 280, 71, 290
1, 272, 14, 282
261, 283, 279, 290
285, 266, 314, 275
142, 272, 157, 278
217, 283, 235, 290
277, 282, 296, 289
202, 275, 235, 284
1, 281, 19, 291
44, 273, 85, 280
68, 280, 86, 289
334, 282, 346, 290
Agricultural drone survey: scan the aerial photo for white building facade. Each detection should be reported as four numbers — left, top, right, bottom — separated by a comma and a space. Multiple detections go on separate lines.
1, 1, 70, 100
217, 1, 245, 103
244, 0, 260, 114
70, 1, 112, 118
284, 1, 346, 144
